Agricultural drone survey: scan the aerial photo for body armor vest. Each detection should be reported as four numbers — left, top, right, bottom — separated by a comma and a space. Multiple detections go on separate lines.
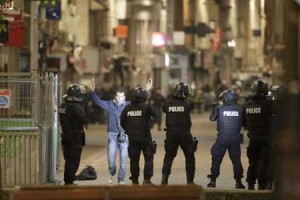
123, 103, 150, 135
165, 99, 193, 131
244, 98, 272, 134
217, 104, 242, 135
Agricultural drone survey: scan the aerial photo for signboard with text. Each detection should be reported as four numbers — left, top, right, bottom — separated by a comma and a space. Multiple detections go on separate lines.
0, 89, 10, 108
0, 0, 14, 9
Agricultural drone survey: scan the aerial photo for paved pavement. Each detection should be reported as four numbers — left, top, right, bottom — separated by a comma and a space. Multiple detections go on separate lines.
56, 112, 249, 189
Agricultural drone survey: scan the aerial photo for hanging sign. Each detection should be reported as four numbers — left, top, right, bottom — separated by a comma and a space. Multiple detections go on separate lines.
4, 21, 25, 47
0, 89, 10, 108
0, 0, 14, 9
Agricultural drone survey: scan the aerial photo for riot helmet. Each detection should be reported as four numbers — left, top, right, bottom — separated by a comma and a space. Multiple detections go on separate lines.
220, 89, 238, 104
270, 84, 286, 100
63, 83, 86, 102
132, 86, 148, 102
172, 82, 189, 99
251, 79, 269, 97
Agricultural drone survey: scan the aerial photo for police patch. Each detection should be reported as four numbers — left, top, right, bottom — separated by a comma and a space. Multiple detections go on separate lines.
168, 106, 184, 112
223, 111, 239, 116
246, 107, 261, 114
127, 110, 142, 116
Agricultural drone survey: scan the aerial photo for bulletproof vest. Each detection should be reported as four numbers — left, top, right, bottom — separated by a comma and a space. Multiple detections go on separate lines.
165, 99, 192, 130
217, 104, 242, 135
58, 102, 85, 133
124, 103, 150, 135
244, 98, 272, 134
58, 103, 73, 134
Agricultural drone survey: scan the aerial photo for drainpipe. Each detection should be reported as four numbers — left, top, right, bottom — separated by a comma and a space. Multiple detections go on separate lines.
30, 1, 39, 72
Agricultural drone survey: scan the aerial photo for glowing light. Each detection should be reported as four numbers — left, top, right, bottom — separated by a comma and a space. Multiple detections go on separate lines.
165, 52, 170, 67
152, 32, 166, 47
227, 40, 236, 47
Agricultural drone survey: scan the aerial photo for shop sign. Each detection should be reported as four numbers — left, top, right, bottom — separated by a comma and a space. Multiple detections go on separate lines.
0, 0, 14, 9
0, 89, 10, 108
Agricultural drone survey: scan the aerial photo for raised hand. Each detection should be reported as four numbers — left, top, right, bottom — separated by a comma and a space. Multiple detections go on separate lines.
146, 78, 153, 91
90, 78, 95, 92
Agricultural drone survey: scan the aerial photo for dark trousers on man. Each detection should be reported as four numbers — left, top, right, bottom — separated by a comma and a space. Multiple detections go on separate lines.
162, 133, 195, 183
246, 137, 272, 189
128, 136, 154, 183
209, 135, 244, 180
63, 145, 82, 184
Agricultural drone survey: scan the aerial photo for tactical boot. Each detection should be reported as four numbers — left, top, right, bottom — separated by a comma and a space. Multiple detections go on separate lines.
143, 180, 154, 185
248, 184, 255, 190
187, 178, 195, 185
258, 184, 267, 190
132, 180, 139, 185
161, 174, 169, 185
235, 180, 246, 189
266, 182, 273, 190
187, 181, 196, 185
186, 175, 194, 185
207, 179, 216, 188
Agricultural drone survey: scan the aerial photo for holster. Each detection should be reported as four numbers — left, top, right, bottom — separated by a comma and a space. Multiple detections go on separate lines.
240, 133, 244, 144
152, 141, 157, 154
73, 129, 85, 146
192, 137, 198, 152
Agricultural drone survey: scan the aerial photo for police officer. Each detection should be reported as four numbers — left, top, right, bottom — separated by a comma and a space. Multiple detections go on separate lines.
58, 84, 88, 185
207, 89, 246, 189
120, 86, 158, 185
161, 82, 196, 185
242, 79, 273, 190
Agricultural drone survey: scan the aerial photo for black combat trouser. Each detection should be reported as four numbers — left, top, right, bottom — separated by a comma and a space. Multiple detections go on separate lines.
128, 136, 154, 182
246, 136, 272, 187
162, 132, 195, 183
63, 145, 82, 184
209, 134, 244, 180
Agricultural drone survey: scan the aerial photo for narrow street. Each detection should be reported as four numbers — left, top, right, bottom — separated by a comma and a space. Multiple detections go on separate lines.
57, 112, 249, 189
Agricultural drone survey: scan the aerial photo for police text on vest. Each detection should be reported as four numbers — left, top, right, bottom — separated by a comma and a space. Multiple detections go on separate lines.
127, 111, 142, 116
168, 106, 184, 112
223, 111, 239, 116
246, 107, 261, 114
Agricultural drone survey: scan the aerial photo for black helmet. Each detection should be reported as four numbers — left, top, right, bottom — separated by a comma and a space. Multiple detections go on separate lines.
270, 84, 286, 100
251, 79, 269, 97
172, 82, 189, 99
132, 86, 148, 102
63, 84, 86, 102
220, 89, 238, 103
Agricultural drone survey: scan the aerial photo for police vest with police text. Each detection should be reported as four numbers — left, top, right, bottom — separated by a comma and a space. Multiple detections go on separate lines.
164, 99, 193, 130
122, 103, 151, 135
243, 98, 272, 134
217, 104, 242, 135
58, 102, 87, 146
